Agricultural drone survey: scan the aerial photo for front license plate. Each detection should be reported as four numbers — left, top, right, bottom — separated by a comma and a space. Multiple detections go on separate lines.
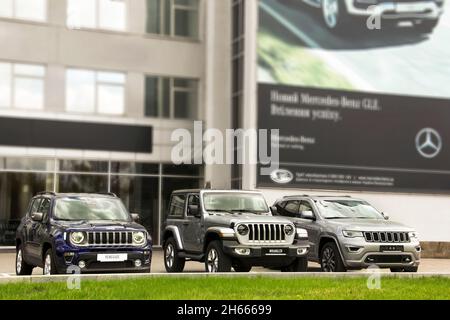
380, 245, 404, 252
97, 253, 128, 262
263, 248, 288, 256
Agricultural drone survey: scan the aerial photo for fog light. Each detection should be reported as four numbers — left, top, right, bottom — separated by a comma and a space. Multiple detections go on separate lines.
135, 259, 142, 267
297, 248, 307, 255
234, 248, 251, 256
78, 260, 86, 269
64, 252, 75, 264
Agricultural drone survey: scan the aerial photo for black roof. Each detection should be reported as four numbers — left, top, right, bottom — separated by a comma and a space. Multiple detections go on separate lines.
35, 192, 118, 198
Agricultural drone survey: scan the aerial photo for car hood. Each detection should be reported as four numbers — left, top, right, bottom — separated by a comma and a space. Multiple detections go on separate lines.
52, 220, 145, 231
205, 213, 292, 228
325, 219, 415, 232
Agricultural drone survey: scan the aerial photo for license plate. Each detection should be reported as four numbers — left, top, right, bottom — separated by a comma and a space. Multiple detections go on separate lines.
380, 245, 404, 252
263, 248, 288, 256
396, 3, 425, 13
97, 253, 128, 262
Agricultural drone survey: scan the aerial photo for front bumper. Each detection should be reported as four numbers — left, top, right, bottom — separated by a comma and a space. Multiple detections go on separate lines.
346, 0, 443, 19
339, 237, 421, 269
54, 244, 152, 274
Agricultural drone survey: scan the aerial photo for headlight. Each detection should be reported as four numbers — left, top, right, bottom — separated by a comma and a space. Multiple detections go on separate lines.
237, 224, 249, 236
408, 231, 419, 239
70, 232, 86, 245
133, 231, 146, 245
342, 230, 364, 238
284, 224, 295, 236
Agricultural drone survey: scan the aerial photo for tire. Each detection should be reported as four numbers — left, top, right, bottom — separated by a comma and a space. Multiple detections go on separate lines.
321, 0, 352, 33
233, 261, 252, 273
43, 249, 58, 275
415, 20, 439, 34
205, 241, 232, 273
281, 257, 308, 272
320, 242, 347, 272
163, 237, 185, 273
390, 266, 419, 273
16, 245, 33, 276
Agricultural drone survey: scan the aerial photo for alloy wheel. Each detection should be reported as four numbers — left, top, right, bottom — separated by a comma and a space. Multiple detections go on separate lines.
43, 254, 52, 275
165, 243, 174, 268
321, 247, 336, 272
322, 0, 339, 29
206, 248, 219, 273
16, 249, 23, 274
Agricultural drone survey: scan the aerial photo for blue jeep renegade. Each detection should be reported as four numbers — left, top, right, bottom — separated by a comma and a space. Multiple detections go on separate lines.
15, 192, 152, 275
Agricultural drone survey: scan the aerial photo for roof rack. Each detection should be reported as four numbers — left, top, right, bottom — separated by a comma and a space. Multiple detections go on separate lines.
36, 191, 56, 196
283, 195, 352, 199
96, 192, 118, 197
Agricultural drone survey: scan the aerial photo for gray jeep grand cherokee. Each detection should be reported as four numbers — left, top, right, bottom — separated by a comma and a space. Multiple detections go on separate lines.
273, 196, 421, 272
162, 190, 310, 273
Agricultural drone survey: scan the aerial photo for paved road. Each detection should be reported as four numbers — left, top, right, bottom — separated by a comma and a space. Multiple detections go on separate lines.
260, 0, 450, 99
1, 251, 450, 276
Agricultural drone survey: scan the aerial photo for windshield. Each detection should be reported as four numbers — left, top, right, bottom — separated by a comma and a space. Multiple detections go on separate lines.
203, 193, 269, 214
54, 197, 130, 221
316, 200, 384, 220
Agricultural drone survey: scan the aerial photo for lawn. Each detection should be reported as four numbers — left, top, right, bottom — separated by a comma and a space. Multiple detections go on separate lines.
1, 276, 450, 300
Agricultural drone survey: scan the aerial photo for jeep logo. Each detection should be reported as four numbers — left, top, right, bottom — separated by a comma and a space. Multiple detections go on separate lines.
270, 169, 294, 184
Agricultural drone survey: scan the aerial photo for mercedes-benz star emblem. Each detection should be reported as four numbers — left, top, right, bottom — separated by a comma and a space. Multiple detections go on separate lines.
415, 128, 442, 159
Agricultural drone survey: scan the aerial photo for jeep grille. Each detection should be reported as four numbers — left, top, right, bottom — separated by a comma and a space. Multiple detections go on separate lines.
364, 232, 410, 243
236, 223, 295, 246
87, 231, 133, 246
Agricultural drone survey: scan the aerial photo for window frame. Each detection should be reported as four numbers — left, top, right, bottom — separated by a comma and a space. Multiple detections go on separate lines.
65, 68, 126, 116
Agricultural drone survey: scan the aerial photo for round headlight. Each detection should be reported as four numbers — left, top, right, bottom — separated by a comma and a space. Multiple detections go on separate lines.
70, 232, 85, 245
237, 224, 249, 236
133, 231, 146, 245
284, 224, 295, 236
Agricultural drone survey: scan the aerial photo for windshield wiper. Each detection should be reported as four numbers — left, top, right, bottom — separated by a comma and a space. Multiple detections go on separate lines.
325, 217, 351, 220
207, 209, 235, 214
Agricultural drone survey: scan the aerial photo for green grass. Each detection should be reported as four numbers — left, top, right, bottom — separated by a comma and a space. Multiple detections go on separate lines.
258, 29, 354, 89
1, 276, 450, 300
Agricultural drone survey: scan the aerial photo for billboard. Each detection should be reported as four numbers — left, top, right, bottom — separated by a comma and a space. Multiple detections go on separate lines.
257, 0, 450, 192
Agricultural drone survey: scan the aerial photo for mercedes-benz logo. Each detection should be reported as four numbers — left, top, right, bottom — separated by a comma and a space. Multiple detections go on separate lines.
415, 128, 442, 159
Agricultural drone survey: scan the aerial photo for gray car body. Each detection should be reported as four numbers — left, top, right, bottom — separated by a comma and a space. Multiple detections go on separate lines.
273, 196, 421, 269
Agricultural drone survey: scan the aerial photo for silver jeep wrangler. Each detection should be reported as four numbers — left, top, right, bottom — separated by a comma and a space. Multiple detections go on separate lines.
162, 189, 310, 273
273, 195, 421, 272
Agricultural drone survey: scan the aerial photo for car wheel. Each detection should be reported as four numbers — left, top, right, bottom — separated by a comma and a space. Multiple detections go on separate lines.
320, 242, 347, 272
390, 266, 418, 273
281, 257, 308, 272
205, 241, 232, 273
415, 19, 439, 34
16, 245, 33, 276
321, 0, 351, 32
233, 261, 252, 273
163, 237, 185, 273
43, 249, 57, 275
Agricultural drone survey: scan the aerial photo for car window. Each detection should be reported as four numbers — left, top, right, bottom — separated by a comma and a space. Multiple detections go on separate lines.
29, 198, 41, 217
282, 201, 300, 217
169, 194, 186, 217
299, 201, 313, 213
38, 198, 52, 222
187, 194, 200, 216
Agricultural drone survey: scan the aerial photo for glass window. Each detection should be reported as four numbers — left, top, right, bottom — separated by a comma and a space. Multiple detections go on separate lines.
283, 201, 300, 217
145, 76, 198, 119
0, 172, 53, 246
54, 197, 129, 221
161, 177, 202, 222
146, 0, 199, 39
0, 0, 47, 21
111, 162, 159, 175
111, 176, 159, 241
0, 62, 45, 110
59, 160, 109, 173
162, 164, 201, 176
30, 198, 42, 215
67, 0, 126, 31
168, 194, 185, 217
38, 198, 52, 221
4, 158, 54, 171
66, 68, 125, 115
57, 174, 108, 193
299, 201, 313, 213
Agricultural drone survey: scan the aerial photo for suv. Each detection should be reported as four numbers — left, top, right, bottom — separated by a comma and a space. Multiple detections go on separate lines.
162, 190, 310, 273
280, 0, 444, 33
273, 196, 421, 272
15, 192, 152, 275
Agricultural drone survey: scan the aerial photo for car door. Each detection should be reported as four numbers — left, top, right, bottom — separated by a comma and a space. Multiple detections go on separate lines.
25, 197, 42, 261
167, 193, 187, 248
182, 194, 203, 253
33, 197, 52, 260
295, 200, 322, 260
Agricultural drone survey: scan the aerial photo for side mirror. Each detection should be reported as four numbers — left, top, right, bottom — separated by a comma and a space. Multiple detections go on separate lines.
382, 212, 390, 220
131, 213, 141, 223
188, 205, 201, 218
270, 206, 278, 215
31, 212, 43, 222
300, 211, 316, 221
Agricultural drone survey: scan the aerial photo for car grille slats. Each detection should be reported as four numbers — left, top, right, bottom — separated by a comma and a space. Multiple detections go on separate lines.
364, 231, 410, 243
87, 231, 133, 246
244, 223, 290, 244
